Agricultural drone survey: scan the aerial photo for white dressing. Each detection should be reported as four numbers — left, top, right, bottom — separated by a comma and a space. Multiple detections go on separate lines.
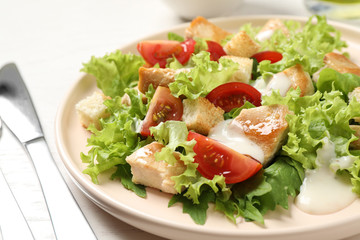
252, 72, 292, 97
208, 119, 265, 163
255, 29, 274, 42
266, 72, 292, 96
295, 138, 357, 215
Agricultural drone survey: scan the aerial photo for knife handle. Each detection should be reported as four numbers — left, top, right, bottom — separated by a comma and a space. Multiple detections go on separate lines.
24, 137, 97, 240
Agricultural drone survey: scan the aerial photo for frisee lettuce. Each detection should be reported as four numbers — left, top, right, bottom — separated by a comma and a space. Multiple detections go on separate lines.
168, 51, 239, 99
81, 50, 145, 98
251, 15, 347, 76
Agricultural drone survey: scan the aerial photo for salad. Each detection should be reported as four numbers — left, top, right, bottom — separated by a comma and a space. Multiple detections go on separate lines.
76, 15, 360, 225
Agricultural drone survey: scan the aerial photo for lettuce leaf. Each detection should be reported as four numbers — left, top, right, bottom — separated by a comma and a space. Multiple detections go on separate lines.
80, 88, 153, 197
81, 50, 145, 98
168, 51, 239, 99
258, 15, 347, 75
317, 68, 360, 100
263, 89, 360, 193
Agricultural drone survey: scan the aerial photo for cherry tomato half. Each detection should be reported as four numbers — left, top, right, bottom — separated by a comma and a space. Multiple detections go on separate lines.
140, 86, 183, 137
187, 131, 262, 184
251, 51, 283, 64
206, 82, 262, 112
206, 40, 226, 61
137, 39, 196, 68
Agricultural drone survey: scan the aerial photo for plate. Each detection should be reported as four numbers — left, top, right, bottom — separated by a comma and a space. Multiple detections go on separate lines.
55, 15, 360, 240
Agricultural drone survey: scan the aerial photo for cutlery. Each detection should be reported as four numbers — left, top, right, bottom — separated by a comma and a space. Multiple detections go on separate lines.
0, 117, 34, 240
0, 63, 97, 240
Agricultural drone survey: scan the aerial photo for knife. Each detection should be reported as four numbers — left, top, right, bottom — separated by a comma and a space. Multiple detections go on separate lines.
0, 63, 97, 240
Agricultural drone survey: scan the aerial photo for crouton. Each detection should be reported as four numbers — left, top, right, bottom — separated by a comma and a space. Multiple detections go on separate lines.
182, 97, 224, 135
350, 125, 360, 149
125, 142, 186, 194
256, 19, 289, 41
264, 64, 314, 97
349, 87, 360, 122
138, 67, 176, 93
232, 104, 291, 165
224, 31, 260, 58
221, 56, 253, 84
324, 52, 360, 76
75, 91, 110, 130
185, 16, 232, 43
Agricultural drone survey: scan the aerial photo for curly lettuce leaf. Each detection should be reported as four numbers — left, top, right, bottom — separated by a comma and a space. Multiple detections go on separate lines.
168, 51, 239, 99
263, 89, 360, 193
81, 50, 145, 98
317, 68, 360, 100
258, 15, 347, 75
81, 89, 152, 190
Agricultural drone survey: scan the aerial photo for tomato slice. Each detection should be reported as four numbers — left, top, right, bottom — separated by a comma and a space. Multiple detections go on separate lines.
187, 131, 262, 184
206, 82, 262, 112
251, 51, 283, 64
206, 40, 226, 61
140, 86, 183, 136
137, 39, 195, 68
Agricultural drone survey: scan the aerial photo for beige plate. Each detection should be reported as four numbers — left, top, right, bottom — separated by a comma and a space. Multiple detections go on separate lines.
55, 15, 360, 240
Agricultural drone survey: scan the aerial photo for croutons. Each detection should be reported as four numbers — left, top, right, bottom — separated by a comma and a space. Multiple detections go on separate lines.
125, 142, 186, 194
221, 56, 253, 84
224, 31, 261, 58
232, 104, 291, 165
324, 52, 360, 76
138, 67, 176, 93
185, 16, 232, 43
75, 91, 110, 130
256, 19, 289, 41
182, 97, 224, 135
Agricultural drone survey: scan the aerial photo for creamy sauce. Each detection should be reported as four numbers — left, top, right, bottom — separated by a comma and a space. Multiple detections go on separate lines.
256, 29, 274, 42
208, 119, 265, 164
252, 72, 292, 97
295, 138, 357, 215
266, 72, 292, 96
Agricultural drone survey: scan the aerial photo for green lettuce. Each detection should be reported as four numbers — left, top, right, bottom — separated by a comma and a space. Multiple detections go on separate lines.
263, 89, 360, 193
317, 68, 360, 100
257, 15, 347, 76
81, 87, 153, 197
168, 51, 239, 99
81, 50, 145, 98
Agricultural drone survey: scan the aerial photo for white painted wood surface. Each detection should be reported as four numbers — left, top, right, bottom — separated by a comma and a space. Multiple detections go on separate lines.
0, 0, 359, 239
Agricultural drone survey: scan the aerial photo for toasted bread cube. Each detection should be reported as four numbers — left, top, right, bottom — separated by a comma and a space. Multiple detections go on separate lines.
221, 56, 253, 84
233, 104, 291, 165
138, 67, 177, 93
324, 52, 360, 76
75, 91, 110, 130
185, 16, 232, 43
182, 97, 224, 135
125, 142, 186, 194
256, 19, 289, 41
224, 31, 260, 58
349, 87, 360, 122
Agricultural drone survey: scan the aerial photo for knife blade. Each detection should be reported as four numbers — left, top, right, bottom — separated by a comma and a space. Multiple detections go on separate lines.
0, 63, 97, 240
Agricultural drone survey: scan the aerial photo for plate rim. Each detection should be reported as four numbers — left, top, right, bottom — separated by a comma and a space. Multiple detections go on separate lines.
55, 14, 360, 240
